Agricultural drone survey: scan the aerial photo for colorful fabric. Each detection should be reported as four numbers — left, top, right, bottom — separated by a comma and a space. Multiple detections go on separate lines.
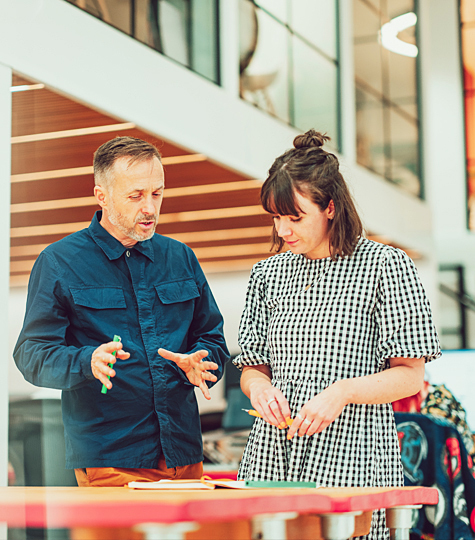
396, 412, 475, 539
422, 384, 475, 468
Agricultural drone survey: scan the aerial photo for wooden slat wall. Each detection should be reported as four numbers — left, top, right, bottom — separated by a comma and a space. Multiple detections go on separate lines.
10, 75, 274, 285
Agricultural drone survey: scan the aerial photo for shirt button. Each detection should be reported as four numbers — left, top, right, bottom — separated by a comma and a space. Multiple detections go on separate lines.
126, 250, 130, 257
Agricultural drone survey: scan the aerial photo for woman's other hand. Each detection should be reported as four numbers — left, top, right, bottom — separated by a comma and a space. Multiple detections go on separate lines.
287, 381, 348, 439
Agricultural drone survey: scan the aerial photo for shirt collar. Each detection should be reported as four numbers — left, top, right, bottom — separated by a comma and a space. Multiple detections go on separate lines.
89, 211, 155, 262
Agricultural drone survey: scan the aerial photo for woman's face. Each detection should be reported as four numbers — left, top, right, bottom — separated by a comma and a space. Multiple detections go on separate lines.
272, 190, 335, 259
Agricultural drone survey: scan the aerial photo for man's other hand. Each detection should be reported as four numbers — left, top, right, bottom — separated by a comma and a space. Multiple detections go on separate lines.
158, 348, 218, 400
91, 341, 130, 390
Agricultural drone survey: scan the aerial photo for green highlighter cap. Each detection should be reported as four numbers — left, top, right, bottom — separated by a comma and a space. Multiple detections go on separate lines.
101, 335, 121, 394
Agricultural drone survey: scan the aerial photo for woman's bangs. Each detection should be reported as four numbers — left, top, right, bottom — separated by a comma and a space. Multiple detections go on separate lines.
261, 172, 301, 217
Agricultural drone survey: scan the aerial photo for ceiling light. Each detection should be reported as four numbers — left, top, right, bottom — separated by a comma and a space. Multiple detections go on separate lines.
380, 12, 418, 58
10, 84, 45, 92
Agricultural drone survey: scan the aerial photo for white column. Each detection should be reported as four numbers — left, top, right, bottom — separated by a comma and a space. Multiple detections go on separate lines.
338, 0, 357, 164
418, 0, 467, 243
0, 62, 11, 492
219, 0, 240, 97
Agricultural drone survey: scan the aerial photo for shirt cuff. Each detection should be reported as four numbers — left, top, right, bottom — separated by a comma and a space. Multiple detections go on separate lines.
79, 346, 100, 380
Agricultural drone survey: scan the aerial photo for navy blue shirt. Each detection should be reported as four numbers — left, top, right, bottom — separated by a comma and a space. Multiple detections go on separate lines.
14, 211, 229, 469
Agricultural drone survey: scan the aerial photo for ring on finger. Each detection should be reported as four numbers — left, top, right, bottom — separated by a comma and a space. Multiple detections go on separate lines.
296, 413, 303, 420
303, 418, 312, 425
267, 398, 276, 405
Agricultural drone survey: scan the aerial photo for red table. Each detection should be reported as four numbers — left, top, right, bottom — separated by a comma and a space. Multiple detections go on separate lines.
0, 485, 438, 540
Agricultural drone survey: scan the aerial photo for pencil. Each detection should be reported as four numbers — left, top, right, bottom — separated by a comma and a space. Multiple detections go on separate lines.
242, 408, 294, 426
101, 335, 121, 394
242, 408, 262, 418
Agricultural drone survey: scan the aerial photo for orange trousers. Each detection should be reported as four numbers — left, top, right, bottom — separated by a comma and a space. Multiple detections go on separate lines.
74, 453, 203, 487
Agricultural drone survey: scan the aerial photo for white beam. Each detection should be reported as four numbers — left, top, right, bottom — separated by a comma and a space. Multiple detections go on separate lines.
338, 0, 357, 164
419, 0, 467, 241
219, 0, 240, 97
0, 62, 12, 489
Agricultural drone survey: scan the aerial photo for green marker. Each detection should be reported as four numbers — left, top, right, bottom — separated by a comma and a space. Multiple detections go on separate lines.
245, 480, 317, 488
101, 335, 121, 394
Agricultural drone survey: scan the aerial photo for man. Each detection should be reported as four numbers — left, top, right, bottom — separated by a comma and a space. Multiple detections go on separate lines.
14, 136, 229, 487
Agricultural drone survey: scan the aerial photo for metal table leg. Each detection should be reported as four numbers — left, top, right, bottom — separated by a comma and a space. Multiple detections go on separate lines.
319, 512, 361, 540
134, 521, 199, 540
251, 511, 298, 540
386, 505, 421, 540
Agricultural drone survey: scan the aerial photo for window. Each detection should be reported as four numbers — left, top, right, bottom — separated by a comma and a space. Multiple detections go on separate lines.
65, 0, 220, 84
239, 0, 340, 150
354, 0, 421, 197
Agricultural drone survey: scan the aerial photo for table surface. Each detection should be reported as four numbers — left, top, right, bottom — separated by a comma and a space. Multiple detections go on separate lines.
0, 486, 438, 528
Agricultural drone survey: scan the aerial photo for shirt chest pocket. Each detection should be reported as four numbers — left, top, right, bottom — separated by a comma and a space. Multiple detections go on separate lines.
154, 279, 200, 333
69, 287, 129, 342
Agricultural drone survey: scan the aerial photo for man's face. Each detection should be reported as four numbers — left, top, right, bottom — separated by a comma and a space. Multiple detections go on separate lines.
97, 156, 165, 246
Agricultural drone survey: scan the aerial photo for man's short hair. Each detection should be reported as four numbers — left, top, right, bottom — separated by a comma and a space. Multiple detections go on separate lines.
93, 136, 162, 188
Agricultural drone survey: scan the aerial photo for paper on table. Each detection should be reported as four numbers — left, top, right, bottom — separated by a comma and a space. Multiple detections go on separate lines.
128, 479, 252, 490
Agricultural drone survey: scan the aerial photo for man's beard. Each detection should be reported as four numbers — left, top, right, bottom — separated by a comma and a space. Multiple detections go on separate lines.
108, 204, 157, 242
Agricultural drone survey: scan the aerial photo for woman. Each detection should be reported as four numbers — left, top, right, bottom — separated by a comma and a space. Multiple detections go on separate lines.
233, 129, 441, 539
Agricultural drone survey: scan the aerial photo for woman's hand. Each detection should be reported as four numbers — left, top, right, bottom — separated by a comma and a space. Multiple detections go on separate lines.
242, 365, 292, 429
287, 380, 348, 439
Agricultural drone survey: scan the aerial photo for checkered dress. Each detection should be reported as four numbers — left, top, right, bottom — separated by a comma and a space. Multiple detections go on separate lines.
233, 238, 441, 540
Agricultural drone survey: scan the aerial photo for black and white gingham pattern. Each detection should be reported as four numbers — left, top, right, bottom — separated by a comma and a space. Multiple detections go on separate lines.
233, 238, 441, 540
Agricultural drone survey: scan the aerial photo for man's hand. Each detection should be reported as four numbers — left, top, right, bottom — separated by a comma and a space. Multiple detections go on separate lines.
158, 348, 218, 400
91, 341, 130, 390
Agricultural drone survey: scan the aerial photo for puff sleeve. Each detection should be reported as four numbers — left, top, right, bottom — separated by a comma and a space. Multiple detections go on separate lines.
375, 247, 441, 364
233, 262, 272, 370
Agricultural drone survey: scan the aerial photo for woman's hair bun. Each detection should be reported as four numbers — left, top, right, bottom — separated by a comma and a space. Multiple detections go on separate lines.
293, 129, 330, 150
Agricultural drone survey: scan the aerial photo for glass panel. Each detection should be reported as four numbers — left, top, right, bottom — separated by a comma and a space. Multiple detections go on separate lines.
388, 108, 420, 196
254, 0, 288, 23
355, 86, 386, 177
363, 0, 381, 10
240, 6, 290, 123
354, 0, 421, 198
190, 0, 219, 82
103, 0, 131, 33
134, 0, 218, 83
353, 0, 383, 94
67, 0, 131, 33
388, 51, 417, 117
387, 0, 415, 21
290, 0, 337, 60
68, 0, 219, 85
157, 0, 191, 67
292, 37, 339, 149
135, 0, 155, 47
